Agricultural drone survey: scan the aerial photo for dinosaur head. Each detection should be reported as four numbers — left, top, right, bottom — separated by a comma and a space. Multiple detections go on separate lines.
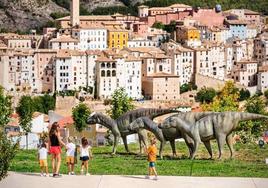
128, 118, 145, 131
87, 112, 100, 125
159, 116, 177, 129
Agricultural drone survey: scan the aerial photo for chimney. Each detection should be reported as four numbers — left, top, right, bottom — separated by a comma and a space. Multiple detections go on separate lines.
71, 0, 80, 27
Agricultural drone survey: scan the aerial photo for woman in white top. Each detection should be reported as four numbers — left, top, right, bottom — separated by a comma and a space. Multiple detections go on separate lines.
80, 137, 93, 175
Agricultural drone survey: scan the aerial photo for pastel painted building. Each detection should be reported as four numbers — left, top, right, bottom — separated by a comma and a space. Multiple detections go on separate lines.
107, 26, 128, 49
176, 26, 201, 47
142, 72, 180, 101
34, 49, 57, 93
49, 35, 79, 50
254, 32, 268, 65
231, 60, 258, 87
225, 20, 247, 40
257, 66, 268, 92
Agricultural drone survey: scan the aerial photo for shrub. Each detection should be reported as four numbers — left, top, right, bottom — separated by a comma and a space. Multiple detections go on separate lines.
0, 131, 18, 181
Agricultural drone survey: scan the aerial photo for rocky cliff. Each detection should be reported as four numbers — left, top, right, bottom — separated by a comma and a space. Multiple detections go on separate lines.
0, 0, 67, 32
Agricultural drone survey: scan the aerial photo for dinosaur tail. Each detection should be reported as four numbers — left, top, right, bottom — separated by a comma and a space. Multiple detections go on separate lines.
237, 112, 268, 121
150, 108, 180, 119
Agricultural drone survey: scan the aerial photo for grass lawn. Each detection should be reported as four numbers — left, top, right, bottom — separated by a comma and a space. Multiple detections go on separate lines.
9, 141, 268, 177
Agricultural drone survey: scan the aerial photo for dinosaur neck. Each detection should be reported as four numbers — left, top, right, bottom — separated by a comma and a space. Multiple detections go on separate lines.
175, 117, 192, 134
96, 113, 117, 130
142, 118, 164, 140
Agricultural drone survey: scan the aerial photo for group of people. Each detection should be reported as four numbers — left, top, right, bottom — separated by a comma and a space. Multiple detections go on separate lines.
38, 122, 158, 180
38, 122, 93, 177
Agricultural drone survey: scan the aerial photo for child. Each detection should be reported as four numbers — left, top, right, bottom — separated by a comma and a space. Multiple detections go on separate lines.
38, 143, 49, 177
145, 138, 158, 180
66, 137, 76, 175
80, 137, 93, 176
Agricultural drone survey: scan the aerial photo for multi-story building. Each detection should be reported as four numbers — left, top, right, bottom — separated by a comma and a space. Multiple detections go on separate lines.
257, 65, 268, 92
0, 33, 37, 49
107, 26, 129, 49
225, 19, 247, 40
161, 42, 194, 84
95, 50, 142, 99
142, 72, 180, 100
254, 32, 268, 65
230, 59, 258, 87
49, 34, 79, 50
34, 49, 57, 93
0, 49, 38, 92
71, 27, 107, 50
55, 49, 87, 91
176, 26, 201, 47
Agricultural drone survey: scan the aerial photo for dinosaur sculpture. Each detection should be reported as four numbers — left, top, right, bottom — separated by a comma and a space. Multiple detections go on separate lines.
160, 112, 268, 159
128, 112, 216, 158
87, 108, 178, 154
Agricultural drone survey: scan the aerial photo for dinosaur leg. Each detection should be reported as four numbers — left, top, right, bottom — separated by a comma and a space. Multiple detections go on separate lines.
138, 131, 147, 154
159, 140, 166, 159
190, 137, 200, 160
226, 134, 234, 158
217, 134, 226, 159
203, 141, 213, 159
112, 135, 119, 155
122, 136, 130, 153
170, 140, 176, 157
183, 134, 194, 158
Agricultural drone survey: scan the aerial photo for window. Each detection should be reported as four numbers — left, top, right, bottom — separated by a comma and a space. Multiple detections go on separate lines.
107, 70, 111, 77
112, 63, 116, 68
101, 63, 105, 68
112, 70, 116, 77
101, 70, 105, 77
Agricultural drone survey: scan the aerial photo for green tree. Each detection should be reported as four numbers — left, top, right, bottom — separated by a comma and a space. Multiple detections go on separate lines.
196, 87, 216, 104
0, 86, 17, 180
107, 88, 134, 119
0, 86, 12, 128
0, 131, 18, 181
202, 81, 240, 112
245, 95, 266, 114
180, 83, 197, 94
264, 89, 268, 100
72, 103, 91, 132
239, 89, 250, 101
237, 95, 268, 143
152, 21, 165, 30
16, 96, 34, 149
239, 89, 251, 101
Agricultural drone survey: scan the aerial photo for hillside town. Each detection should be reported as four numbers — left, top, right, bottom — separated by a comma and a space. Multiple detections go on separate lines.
1, 0, 268, 148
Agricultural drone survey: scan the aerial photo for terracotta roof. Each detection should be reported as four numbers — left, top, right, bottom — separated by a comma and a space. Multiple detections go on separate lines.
34, 49, 57, 53
57, 15, 114, 21
50, 35, 79, 43
126, 47, 164, 54
225, 19, 248, 25
86, 50, 102, 56
96, 55, 116, 62
0, 33, 32, 40
149, 7, 172, 11
147, 72, 179, 77
169, 3, 192, 8
259, 65, 268, 72
0, 40, 7, 49
237, 59, 258, 64
57, 116, 74, 128
56, 50, 86, 58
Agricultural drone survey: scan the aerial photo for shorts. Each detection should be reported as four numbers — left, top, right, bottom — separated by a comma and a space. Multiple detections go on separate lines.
39, 159, 47, 167
49, 146, 61, 155
149, 162, 155, 167
66, 156, 75, 164
80, 156, 89, 161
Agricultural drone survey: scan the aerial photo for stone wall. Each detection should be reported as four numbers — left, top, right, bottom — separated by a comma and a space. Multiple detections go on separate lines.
195, 74, 244, 90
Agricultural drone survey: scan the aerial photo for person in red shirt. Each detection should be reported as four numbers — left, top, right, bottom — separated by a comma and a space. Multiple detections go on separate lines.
145, 138, 158, 180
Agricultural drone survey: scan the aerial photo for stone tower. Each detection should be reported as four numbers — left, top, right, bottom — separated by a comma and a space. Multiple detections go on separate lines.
71, 0, 80, 27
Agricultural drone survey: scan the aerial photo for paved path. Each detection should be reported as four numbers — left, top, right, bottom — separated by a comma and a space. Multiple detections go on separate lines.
1, 172, 268, 188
